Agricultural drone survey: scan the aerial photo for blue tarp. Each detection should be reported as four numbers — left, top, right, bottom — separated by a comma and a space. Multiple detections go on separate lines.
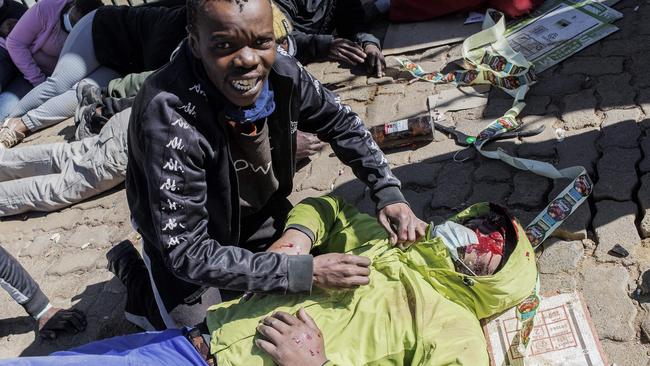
0, 329, 208, 366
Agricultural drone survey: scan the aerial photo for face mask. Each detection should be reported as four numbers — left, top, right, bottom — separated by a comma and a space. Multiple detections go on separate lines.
63, 12, 73, 33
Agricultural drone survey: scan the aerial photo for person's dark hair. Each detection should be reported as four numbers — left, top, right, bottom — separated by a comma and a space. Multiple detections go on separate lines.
72, 0, 104, 18
186, 0, 250, 34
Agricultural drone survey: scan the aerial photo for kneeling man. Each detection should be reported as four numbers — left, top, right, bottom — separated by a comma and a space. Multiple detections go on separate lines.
123, 0, 426, 329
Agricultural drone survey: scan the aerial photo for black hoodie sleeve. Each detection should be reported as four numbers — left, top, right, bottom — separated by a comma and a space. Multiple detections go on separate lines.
291, 30, 333, 64
334, 0, 381, 49
293, 61, 405, 209
134, 92, 313, 294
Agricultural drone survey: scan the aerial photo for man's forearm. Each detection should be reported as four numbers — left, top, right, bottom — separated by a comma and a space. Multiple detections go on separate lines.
267, 228, 313, 255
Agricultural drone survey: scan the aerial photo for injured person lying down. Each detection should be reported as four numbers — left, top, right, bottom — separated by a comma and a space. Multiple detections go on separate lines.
1, 196, 537, 366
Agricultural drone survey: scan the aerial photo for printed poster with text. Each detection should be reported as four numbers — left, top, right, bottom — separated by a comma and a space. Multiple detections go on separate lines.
505, 0, 623, 73
484, 292, 607, 365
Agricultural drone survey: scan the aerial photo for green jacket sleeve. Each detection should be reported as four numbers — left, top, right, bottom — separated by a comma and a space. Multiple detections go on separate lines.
284, 195, 388, 254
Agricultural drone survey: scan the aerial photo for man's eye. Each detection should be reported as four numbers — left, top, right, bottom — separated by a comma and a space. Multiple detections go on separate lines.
214, 42, 231, 49
255, 38, 273, 47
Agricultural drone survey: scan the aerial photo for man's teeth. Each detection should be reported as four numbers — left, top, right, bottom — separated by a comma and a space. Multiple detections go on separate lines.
231, 79, 257, 92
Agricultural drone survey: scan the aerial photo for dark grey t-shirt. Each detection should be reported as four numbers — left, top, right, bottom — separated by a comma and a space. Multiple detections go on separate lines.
228, 119, 279, 217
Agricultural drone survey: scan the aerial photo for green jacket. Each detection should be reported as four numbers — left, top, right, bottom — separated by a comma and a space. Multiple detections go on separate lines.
207, 196, 537, 365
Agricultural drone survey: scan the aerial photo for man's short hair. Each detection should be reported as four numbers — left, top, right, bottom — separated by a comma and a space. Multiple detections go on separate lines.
186, 0, 250, 34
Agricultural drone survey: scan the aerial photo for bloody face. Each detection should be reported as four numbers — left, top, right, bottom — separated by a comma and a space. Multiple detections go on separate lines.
189, 0, 276, 107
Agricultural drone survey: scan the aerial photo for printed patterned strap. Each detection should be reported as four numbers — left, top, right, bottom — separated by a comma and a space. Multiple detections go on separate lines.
395, 10, 535, 98
526, 172, 593, 249
395, 9, 593, 249
395, 58, 537, 93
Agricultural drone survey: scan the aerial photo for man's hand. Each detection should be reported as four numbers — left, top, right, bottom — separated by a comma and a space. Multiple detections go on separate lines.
313, 253, 370, 290
364, 44, 386, 78
329, 38, 366, 65
378, 203, 427, 247
296, 131, 326, 160
38, 307, 87, 339
256, 308, 328, 366
266, 229, 312, 256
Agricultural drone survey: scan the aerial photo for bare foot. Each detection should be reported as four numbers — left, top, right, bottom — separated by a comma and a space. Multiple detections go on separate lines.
37, 307, 87, 339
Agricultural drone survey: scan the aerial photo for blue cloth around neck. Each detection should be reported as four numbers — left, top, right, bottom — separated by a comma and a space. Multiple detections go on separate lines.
223, 79, 276, 124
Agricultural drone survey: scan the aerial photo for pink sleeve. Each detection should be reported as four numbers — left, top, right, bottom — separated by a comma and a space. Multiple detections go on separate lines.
5, 4, 47, 86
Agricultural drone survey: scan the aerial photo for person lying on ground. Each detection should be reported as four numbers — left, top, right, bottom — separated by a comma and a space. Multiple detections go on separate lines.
207, 195, 537, 365
0, 0, 100, 123
122, 0, 425, 331
0, 107, 131, 217
274, 0, 387, 77
0, 68, 158, 217
0, 2, 187, 148
0, 195, 536, 365
0, 245, 87, 339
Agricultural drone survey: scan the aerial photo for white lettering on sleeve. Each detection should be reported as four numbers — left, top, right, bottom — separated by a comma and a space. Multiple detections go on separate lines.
171, 118, 191, 129
189, 83, 206, 97
178, 102, 196, 117
167, 236, 182, 248
163, 158, 185, 172
166, 137, 185, 150
162, 218, 186, 231
160, 178, 178, 191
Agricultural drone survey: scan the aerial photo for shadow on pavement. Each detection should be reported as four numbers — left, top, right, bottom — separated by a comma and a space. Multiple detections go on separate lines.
15, 279, 138, 357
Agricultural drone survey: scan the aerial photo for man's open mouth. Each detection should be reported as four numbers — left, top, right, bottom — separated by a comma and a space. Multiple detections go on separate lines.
229, 77, 261, 93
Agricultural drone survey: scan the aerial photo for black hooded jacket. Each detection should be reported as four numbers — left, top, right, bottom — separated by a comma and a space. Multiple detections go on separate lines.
126, 41, 404, 302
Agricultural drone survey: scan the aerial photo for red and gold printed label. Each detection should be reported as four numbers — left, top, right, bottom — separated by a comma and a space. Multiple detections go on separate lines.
516, 293, 541, 354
